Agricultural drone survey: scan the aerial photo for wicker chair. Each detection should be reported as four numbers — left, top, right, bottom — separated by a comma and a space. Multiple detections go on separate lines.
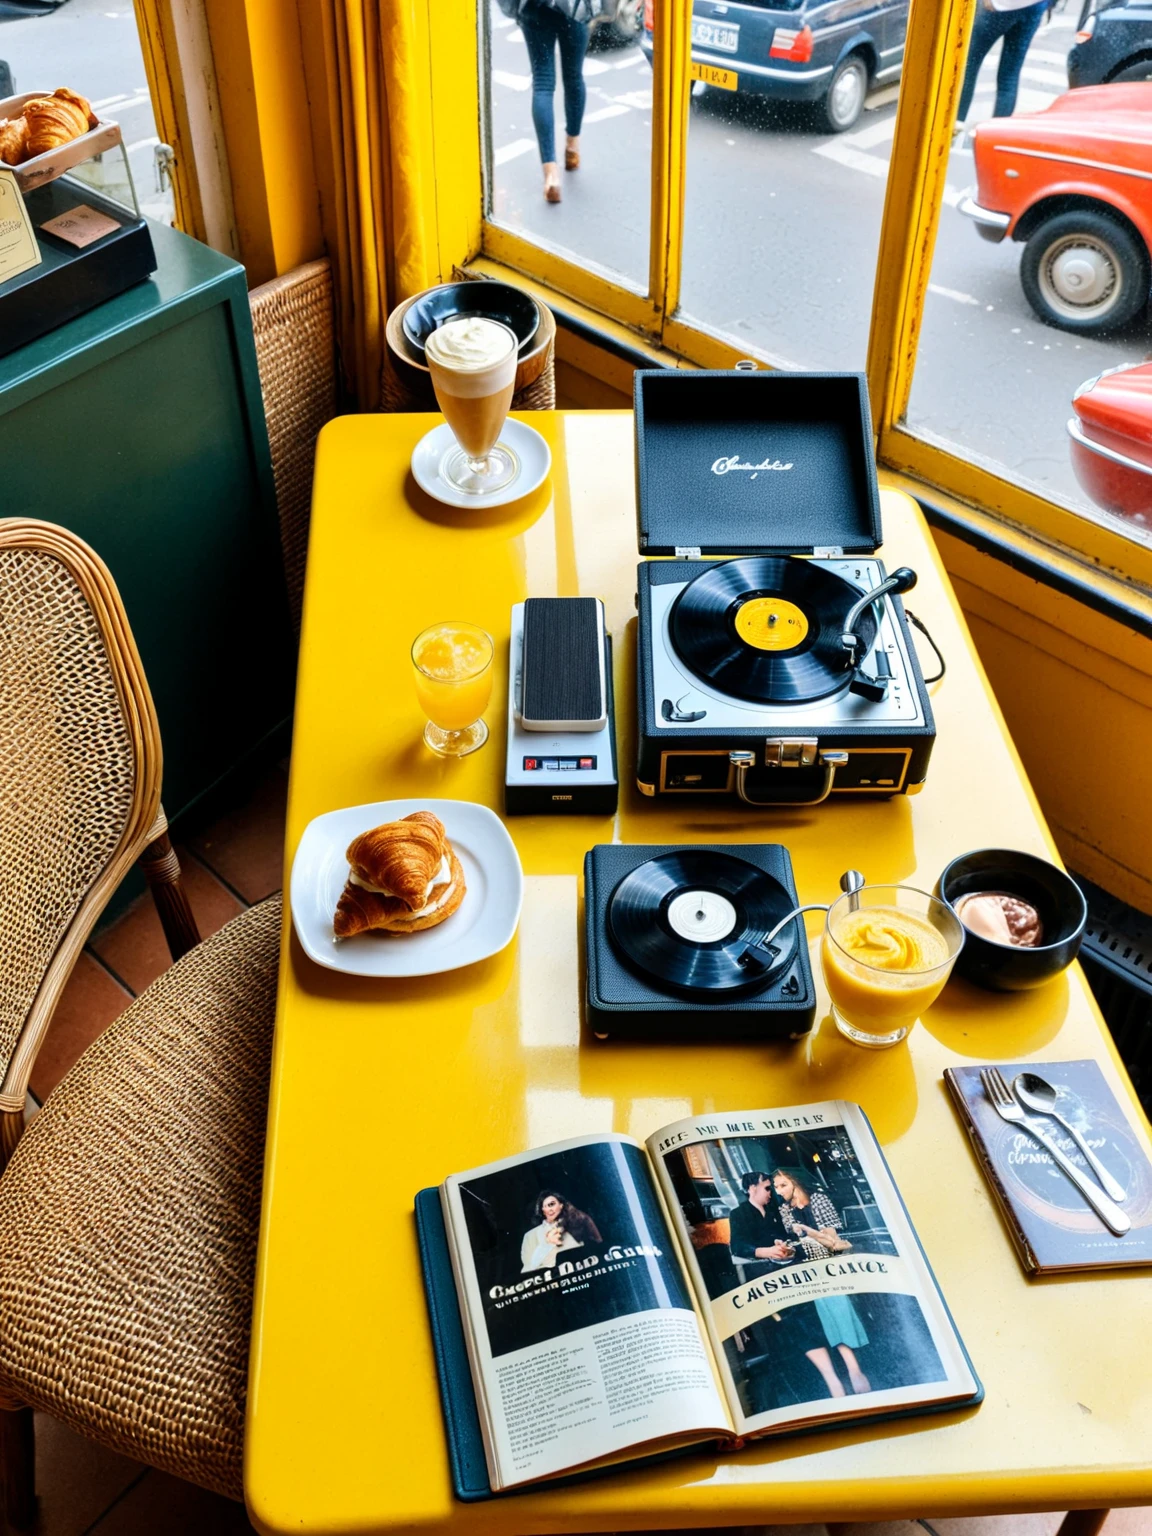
0, 519, 281, 1525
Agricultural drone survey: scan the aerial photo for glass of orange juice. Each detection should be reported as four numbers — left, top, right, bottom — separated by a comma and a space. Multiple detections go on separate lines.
411, 622, 494, 757
821, 885, 964, 1049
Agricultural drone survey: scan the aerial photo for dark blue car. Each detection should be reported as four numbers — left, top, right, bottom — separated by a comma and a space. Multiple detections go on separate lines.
641, 0, 908, 132
1069, 0, 1152, 85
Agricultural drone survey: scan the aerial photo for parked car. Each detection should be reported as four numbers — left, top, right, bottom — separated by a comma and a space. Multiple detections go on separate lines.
1069, 0, 1152, 86
958, 84, 1152, 334
640, 0, 908, 133
1068, 361, 1152, 525
590, 0, 644, 47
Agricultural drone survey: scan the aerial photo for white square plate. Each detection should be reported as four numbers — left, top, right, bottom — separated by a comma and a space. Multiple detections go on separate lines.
290, 798, 523, 977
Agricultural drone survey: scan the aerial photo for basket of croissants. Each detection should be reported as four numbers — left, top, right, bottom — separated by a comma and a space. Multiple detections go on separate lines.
0, 88, 116, 188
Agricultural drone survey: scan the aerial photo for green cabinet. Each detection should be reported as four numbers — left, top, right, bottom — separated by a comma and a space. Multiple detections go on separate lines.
0, 219, 294, 822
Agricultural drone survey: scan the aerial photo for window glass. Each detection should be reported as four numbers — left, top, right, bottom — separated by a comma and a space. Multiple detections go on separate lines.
0, 0, 174, 225
484, 0, 652, 293
674, 0, 908, 367
905, 3, 1152, 543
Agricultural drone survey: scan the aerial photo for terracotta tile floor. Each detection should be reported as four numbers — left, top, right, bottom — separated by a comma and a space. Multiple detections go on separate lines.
21, 758, 1152, 1534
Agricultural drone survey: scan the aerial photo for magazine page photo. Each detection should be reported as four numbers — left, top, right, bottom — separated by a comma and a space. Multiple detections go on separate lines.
651, 1105, 962, 1432
442, 1134, 730, 1488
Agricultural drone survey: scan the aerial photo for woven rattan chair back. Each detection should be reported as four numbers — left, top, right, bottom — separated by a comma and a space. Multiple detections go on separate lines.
248, 258, 338, 635
0, 520, 162, 1120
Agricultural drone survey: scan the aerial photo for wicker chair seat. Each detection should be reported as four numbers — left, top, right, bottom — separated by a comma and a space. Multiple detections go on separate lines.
0, 895, 282, 1501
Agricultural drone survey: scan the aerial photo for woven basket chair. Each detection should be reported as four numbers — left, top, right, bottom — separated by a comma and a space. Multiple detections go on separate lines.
0, 519, 282, 1524
248, 258, 338, 635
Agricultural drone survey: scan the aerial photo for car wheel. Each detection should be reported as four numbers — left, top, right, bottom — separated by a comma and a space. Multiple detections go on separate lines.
1109, 57, 1152, 82
1020, 210, 1150, 334
819, 54, 869, 132
589, 0, 643, 48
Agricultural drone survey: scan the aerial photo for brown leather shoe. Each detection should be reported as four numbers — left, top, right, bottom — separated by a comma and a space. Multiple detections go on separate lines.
565, 148, 580, 170
545, 181, 562, 203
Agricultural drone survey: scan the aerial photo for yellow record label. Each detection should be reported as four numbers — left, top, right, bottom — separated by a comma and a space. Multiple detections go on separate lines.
734, 597, 809, 651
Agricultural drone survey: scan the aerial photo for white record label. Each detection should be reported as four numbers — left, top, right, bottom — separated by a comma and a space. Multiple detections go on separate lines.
666, 889, 738, 943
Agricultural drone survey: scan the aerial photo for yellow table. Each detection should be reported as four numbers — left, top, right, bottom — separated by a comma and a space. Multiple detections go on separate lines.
246, 412, 1152, 1535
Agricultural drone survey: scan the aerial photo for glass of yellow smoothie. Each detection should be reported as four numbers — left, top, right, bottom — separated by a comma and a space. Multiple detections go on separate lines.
412, 622, 494, 757
821, 885, 964, 1049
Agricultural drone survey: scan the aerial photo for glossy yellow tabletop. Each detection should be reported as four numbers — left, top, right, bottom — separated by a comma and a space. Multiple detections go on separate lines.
246, 412, 1152, 1535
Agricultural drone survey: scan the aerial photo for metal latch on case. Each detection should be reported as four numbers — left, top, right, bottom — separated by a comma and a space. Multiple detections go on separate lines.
763, 738, 818, 768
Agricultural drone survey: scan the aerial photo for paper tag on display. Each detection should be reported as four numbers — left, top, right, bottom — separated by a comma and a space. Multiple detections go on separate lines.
0, 169, 42, 283
40, 204, 122, 249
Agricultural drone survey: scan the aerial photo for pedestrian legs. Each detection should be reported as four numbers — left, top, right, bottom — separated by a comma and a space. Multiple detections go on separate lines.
519, 6, 563, 198
992, 1, 1048, 117
555, 11, 590, 169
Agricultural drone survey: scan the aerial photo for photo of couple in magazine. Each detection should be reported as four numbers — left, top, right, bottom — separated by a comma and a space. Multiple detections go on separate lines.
662, 1129, 945, 1418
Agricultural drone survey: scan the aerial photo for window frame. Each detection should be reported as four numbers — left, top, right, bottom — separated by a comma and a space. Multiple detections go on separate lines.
475, 0, 1152, 592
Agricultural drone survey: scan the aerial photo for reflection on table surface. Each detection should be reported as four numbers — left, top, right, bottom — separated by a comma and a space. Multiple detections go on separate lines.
245, 412, 1152, 1536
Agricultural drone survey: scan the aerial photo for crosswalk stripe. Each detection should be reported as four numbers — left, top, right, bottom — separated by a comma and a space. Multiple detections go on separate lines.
812, 140, 889, 178
584, 103, 631, 123
493, 69, 530, 91
843, 114, 896, 150
929, 282, 980, 305
615, 51, 646, 68
1021, 65, 1069, 87
494, 137, 535, 166
1028, 48, 1072, 66
583, 58, 612, 76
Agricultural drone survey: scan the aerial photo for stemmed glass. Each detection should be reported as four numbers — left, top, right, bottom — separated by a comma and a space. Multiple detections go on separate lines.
411, 622, 494, 757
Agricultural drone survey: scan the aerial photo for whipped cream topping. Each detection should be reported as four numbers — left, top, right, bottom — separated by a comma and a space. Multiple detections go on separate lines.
425, 316, 515, 370
350, 854, 451, 903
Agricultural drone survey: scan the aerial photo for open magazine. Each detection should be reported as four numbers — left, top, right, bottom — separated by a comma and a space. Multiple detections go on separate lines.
415, 1101, 982, 1497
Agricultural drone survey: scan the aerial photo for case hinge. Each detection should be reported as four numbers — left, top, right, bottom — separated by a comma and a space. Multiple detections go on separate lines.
764, 738, 818, 768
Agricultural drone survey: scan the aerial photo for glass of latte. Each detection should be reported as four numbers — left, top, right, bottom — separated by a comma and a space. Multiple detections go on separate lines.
424, 317, 520, 495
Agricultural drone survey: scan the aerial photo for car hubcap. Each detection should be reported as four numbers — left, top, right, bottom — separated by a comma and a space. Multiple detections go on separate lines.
1041, 235, 1120, 319
831, 65, 864, 125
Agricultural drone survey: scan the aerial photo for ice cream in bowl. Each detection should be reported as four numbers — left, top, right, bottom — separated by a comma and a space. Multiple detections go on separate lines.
937, 848, 1087, 992
821, 885, 965, 1049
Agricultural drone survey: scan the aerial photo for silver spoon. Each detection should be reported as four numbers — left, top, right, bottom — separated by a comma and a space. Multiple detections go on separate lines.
840, 869, 865, 912
1013, 1071, 1127, 1203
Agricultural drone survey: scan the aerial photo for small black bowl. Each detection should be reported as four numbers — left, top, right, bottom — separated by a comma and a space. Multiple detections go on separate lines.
402, 281, 539, 361
937, 848, 1087, 993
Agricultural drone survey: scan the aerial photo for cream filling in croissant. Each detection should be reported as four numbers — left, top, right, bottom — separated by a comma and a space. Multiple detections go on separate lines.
348, 854, 451, 903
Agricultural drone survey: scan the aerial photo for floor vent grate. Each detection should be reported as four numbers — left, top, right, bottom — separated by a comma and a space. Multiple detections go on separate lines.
1074, 874, 1152, 1118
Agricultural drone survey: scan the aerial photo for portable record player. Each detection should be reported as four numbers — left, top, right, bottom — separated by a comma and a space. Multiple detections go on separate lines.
584, 843, 816, 1041
634, 370, 936, 806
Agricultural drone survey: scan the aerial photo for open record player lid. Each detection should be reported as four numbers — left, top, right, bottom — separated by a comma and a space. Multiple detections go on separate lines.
634, 369, 883, 557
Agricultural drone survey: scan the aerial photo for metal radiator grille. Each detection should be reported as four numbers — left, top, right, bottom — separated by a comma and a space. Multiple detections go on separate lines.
1074, 874, 1152, 1117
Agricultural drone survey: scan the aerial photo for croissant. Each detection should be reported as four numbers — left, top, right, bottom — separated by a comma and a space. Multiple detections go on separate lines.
21, 88, 97, 158
334, 846, 466, 938
0, 118, 29, 166
345, 811, 448, 910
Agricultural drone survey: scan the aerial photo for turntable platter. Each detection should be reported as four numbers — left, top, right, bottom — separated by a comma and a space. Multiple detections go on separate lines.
607, 849, 797, 997
669, 557, 876, 704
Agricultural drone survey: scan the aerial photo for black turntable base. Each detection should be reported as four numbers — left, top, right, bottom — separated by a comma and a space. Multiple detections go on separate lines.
584, 843, 816, 1041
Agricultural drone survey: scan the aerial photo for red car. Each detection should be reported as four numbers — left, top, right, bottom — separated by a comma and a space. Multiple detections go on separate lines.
959, 83, 1152, 334
1069, 361, 1152, 524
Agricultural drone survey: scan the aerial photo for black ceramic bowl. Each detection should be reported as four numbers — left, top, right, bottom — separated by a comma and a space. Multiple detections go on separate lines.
938, 848, 1087, 993
402, 281, 539, 361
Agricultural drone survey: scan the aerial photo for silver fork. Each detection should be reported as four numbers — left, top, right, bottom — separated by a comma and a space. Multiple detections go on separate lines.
980, 1068, 1131, 1237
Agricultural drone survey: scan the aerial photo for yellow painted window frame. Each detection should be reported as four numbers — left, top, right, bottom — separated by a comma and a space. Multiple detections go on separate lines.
476, 0, 1152, 594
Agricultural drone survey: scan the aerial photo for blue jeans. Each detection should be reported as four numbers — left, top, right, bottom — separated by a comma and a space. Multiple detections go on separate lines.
958, 1, 1048, 121
518, 2, 590, 165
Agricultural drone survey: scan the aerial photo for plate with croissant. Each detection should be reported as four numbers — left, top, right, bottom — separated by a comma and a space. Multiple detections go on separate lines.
290, 799, 523, 976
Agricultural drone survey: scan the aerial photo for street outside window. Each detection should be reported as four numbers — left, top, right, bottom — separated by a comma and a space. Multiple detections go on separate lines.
0, 0, 174, 227
905, 0, 1152, 545
485, 0, 652, 293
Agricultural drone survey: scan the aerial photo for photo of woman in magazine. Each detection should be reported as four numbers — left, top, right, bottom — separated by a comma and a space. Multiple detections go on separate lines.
520, 1191, 603, 1272
772, 1167, 871, 1396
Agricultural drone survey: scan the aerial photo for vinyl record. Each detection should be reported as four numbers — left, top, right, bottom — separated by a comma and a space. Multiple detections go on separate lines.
608, 850, 797, 997
669, 557, 877, 704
